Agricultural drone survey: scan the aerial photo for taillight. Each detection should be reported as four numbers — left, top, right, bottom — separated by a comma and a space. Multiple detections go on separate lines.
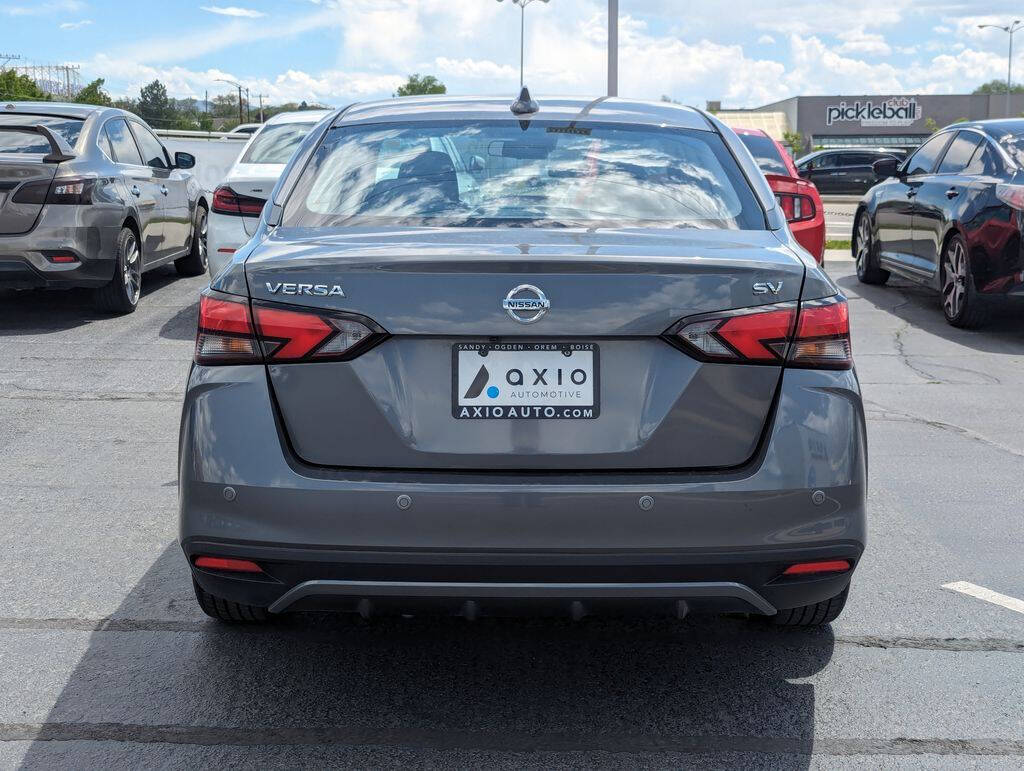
194, 290, 260, 364
995, 183, 1024, 210
775, 192, 816, 223
211, 185, 266, 217
194, 556, 263, 573
11, 177, 94, 205
252, 302, 381, 362
669, 296, 851, 369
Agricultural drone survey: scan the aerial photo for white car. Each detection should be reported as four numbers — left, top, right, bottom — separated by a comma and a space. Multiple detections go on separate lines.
208, 110, 330, 276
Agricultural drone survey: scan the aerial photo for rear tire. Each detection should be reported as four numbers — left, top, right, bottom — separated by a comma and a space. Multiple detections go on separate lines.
174, 204, 208, 277
854, 211, 889, 285
941, 234, 990, 329
94, 226, 142, 314
769, 586, 849, 627
193, 579, 270, 623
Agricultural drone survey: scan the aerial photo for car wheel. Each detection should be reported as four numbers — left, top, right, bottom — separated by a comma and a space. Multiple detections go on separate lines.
193, 579, 270, 623
174, 204, 209, 277
769, 586, 849, 627
941, 234, 990, 329
94, 226, 142, 314
854, 212, 889, 285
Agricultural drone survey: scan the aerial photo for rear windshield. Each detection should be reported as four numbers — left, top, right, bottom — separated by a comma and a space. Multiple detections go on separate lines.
737, 133, 789, 176
0, 114, 84, 153
281, 120, 765, 230
996, 132, 1024, 167
240, 122, 316, 165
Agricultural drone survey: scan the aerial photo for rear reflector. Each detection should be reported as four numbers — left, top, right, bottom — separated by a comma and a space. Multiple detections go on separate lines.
783, 560, 851, 575
194, 556, 263, 573
670, 296, 851, 369
47, 253, 78, 263
194, 290, 260, 364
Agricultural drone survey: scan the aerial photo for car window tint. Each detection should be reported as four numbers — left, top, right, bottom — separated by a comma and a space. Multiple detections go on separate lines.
240, 122, 314, 165
937, 132, 984, 174
0, 114, 84, 153
282, 120, 766, 231
131, 123, 168, 169
813, 154, 836, 169
964, 143, 1000, 176
736, 133, 789, 175
846, 153, 878, 165
97, 129, 115, 160
105, 119, 143, 166
905, 134, 952, 176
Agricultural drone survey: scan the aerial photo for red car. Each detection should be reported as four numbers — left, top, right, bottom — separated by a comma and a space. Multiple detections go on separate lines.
734, 128, 825, 264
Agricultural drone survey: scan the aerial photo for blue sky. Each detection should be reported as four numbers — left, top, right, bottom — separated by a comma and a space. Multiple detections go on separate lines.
5, 0, 1024, 107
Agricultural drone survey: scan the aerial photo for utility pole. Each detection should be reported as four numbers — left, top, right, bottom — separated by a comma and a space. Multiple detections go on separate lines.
255, 93, 266, 122
245, 87, 251, 122
216, 78, 247, 125
608, 0, 618, 96
0, 53, 21, 72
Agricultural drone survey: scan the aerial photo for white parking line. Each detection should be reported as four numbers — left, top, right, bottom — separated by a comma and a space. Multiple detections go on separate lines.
942, 581, 1024, 615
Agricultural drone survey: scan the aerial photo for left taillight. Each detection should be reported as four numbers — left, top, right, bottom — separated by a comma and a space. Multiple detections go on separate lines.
195, 290, 261, 364
12, 177, 95, 205
194, 291, 384, 366
669, 295, 851, 369
775, 192, 816, 223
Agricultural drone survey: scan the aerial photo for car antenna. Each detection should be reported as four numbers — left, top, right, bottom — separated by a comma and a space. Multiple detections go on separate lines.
510, 86, 539, 116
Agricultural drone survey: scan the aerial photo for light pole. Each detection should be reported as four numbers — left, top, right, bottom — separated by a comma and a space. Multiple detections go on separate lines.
979, 21, 1023, 117
608, 0, 617, 96
215, 77, 246, 125
496, 0, 549, 88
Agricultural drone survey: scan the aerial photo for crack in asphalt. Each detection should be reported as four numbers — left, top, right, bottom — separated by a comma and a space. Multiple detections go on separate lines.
0, 722, 1021, 756
0, 617, 1021, 652
864, 400, 1024, 459
0, 386, 180, 403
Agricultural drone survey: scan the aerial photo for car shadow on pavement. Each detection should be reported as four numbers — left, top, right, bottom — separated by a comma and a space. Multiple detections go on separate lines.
0, 267, 183, 337
17, 543, 834, 769
836, 273, 1024, 354
158, 299, 199, 341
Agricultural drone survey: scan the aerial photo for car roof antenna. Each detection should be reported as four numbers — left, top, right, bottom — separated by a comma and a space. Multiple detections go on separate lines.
510, 86, 539, 116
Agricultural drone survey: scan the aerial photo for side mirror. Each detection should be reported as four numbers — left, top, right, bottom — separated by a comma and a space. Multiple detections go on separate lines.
873, 157, 899, 179
174, 151, 196, 170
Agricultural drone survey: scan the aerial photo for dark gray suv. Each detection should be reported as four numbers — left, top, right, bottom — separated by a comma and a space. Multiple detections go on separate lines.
0, 101, 208, 313
180, 95, 866, 627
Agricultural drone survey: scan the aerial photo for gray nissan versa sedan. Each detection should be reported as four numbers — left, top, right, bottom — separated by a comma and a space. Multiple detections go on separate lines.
180, 92, 866, 626
0, 102, 208, 313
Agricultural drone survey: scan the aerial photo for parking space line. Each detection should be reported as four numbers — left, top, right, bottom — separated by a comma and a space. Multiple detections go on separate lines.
943, 581, 1024, 615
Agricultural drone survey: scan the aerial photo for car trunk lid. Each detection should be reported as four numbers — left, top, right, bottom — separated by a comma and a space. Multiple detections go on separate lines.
0, 158, 58, 235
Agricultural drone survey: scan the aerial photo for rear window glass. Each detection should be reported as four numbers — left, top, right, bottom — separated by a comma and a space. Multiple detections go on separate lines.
282, 120, 764, 230
0, 114, 84, 153
241, 122, 316, 165
737, 133, 789, 176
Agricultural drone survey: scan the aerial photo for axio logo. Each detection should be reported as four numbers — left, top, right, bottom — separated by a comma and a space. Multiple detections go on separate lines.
463, 365, 499, 399
265, 282, 345, 297
753, 281, 783, 295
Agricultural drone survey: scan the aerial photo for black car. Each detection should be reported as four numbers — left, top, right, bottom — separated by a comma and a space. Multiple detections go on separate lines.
853, 120, 1024, 327
796, 148, 904, 195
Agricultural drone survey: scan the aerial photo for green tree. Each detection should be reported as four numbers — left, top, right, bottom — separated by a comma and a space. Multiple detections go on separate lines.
394, 73, 446, 97
0, 69, 49, 100
782, 130, 804, 156
924, 117, 940, 134
74, 78, 112, 106
973, 79, 1024, 94
137, 79, 173, 126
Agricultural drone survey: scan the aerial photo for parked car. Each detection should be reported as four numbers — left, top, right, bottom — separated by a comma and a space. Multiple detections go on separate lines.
226, 123, 261, 136
796, 148, 904, 195
180, 93, 865, 627
0, 102, 208, 313
854, 119, 1024, 328
735, 128, 825, 263
208, 110, 331, 276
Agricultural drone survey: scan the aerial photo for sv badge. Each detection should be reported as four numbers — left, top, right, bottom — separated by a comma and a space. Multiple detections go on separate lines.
266, 282, 345, 297
752, 281, 783, 296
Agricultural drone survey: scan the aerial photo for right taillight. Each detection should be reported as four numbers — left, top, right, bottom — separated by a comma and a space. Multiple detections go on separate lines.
669, 295, 851, 370
211, 185, 266, 217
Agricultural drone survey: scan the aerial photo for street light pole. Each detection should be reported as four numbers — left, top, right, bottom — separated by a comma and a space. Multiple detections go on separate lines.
495, 0, 549, 89
979, 21, 1023, 117
608, 0, 618, 96
215, 77, 247, 126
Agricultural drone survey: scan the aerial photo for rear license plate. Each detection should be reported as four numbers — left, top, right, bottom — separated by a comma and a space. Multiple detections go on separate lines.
453, 342, 599, 419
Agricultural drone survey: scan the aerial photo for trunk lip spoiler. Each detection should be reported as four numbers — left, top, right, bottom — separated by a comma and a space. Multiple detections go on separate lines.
0, 124, 76, 163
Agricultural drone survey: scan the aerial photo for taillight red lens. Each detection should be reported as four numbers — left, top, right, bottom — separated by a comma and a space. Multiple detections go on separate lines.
775, 192, 816, 223
670, 296, 852, 369
211, 185, 266, 217
194, 291, 260, 364
252, 303, 379, 362
789, 297, 852, 369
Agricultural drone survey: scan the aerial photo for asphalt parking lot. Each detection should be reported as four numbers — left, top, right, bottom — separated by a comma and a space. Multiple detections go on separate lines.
0, 256, 1022, 769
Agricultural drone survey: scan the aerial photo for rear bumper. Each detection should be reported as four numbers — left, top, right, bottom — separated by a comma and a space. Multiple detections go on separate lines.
0, 207, 121, 288
207, 210, 254, 278
179, 364, 867, 616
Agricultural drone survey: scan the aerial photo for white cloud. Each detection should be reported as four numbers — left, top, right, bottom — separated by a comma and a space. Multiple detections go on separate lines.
757, 34, 775, 45
835, 28, 891, 57
2, 0, 82, 15
434, 57, 517, 80
59, 18, 92, 30
199, 5, 266, 18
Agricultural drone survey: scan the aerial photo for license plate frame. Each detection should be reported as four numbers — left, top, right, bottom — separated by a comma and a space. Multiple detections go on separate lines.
452, 342, 600, 420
